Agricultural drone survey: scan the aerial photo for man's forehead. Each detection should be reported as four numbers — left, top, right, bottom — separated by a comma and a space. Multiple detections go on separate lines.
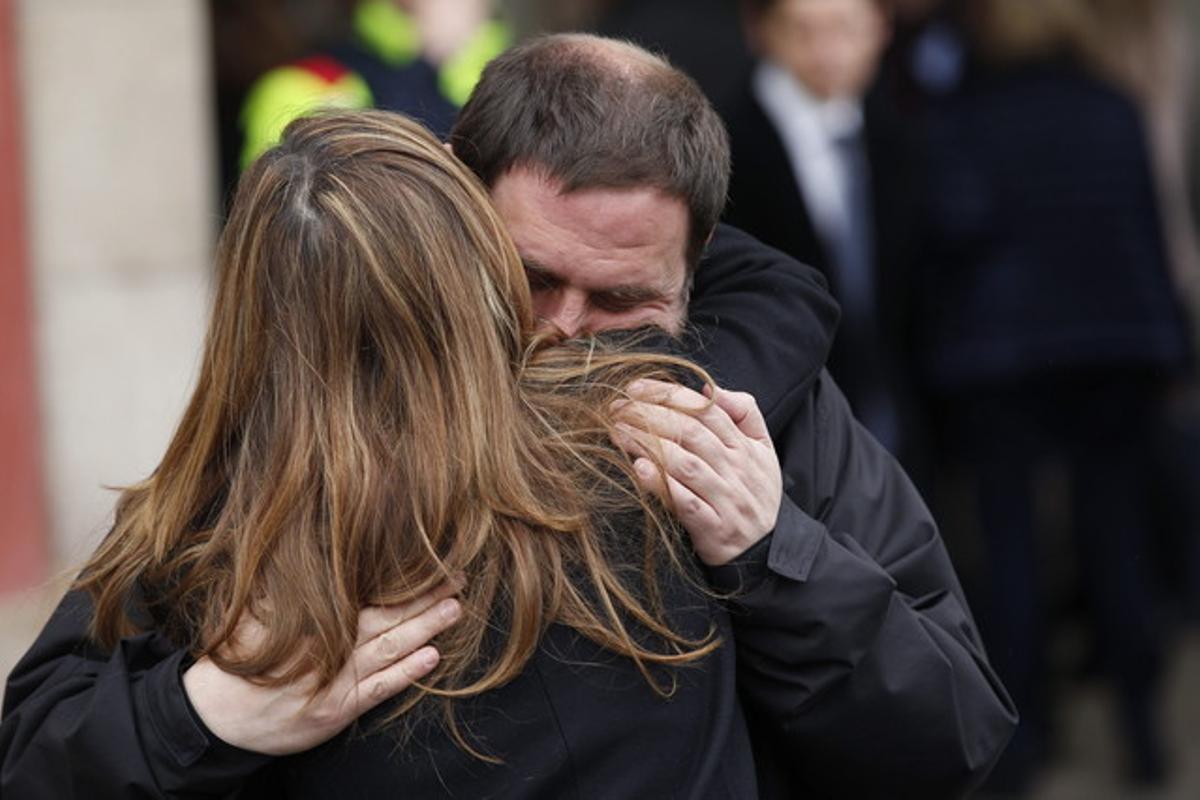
551, 185, 684, 246
491, 167, 689, 289
500, 169, 684, 237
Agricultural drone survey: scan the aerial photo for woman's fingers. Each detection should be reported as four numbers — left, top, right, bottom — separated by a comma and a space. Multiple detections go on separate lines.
356, 578, 463, 645
339, 596, 460, 721
351, 596, 462, 679
345, 645, 442, 719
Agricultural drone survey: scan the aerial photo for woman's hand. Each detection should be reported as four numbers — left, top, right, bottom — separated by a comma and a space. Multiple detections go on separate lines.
181, 582, 462, 756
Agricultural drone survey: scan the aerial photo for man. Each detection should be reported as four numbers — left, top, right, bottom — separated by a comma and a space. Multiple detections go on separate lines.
722, 0, 912, 456
450, 34, 1014, 796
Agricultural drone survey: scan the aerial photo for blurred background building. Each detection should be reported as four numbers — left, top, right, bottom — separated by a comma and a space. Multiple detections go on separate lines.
2, 1, 1199, 797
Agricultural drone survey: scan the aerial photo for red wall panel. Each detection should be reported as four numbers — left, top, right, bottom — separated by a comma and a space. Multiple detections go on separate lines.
0, 0, 48, 592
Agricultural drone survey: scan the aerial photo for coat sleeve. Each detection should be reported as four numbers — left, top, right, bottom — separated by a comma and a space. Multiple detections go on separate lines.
0, 588, 271, 799
686, 224, 839, 434
710, 372, 1017, 799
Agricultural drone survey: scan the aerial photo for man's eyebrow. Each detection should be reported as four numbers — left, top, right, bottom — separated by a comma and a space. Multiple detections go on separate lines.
593, 284, 668, 303
520, 257, 562, 281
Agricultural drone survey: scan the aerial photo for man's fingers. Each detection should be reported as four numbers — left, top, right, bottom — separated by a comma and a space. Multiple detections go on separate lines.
708, 385, 770, 442
352, 597, 461, 679
623, 379, 743, 448
657, 435, 728, 502
346, 645, 441, 718
356, 578, 463, 645
619, 426, 728, 504
614, 398, 732, 456
633, 458, 723, 535
624, 378, 699, 408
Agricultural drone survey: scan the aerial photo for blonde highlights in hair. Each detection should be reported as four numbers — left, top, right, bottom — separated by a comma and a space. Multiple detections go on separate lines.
77, 111, 717, 753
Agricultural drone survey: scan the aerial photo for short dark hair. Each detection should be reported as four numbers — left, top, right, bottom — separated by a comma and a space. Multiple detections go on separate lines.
450, 34, 730, 268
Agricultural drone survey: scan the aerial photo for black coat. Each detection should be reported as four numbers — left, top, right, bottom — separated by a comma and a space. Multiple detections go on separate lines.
916, 60, 1192, 390
720, 81, 923, 453
1, 228, 1015, 798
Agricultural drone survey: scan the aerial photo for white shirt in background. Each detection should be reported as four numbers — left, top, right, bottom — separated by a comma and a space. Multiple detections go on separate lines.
751, 60, 864, 250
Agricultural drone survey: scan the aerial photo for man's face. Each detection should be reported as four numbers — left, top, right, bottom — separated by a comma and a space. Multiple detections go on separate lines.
754, 0, 888, 101
490, 167, 690, 337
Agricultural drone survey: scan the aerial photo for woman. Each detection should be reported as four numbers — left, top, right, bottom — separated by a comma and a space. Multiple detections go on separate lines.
0, 111, 774, 797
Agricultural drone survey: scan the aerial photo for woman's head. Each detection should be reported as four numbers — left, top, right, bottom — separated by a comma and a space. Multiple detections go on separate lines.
214, 111, 533, 480
80, 111, 715, 745
171, 111, 557, 658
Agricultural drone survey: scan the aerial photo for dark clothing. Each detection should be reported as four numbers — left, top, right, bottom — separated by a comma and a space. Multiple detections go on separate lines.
1, 228, 1015, 798
327, 43, 457, 140
941, 370, 1168, 784
720, 82, 922, 460
721, 91, 829, 301
1, 543, 761, 799
916, 59, 1192, 788
688, 226, 839, 432
721, 370, 1015, 798
597, 0, 752, 113
917, 61, 1191, 390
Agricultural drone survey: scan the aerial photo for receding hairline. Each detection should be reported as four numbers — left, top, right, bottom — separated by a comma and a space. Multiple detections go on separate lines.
480, 34, 699, 199
529, 33, 677, 84
452, 31, 730, 267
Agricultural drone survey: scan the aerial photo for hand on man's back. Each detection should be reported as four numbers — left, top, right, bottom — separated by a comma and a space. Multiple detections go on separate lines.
182, 581, 463, 756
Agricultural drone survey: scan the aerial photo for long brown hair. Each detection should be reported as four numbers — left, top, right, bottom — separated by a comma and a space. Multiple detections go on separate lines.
77, 110, 716, 748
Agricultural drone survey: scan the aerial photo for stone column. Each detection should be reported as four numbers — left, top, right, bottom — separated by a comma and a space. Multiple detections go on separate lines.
17, 0, 216, 564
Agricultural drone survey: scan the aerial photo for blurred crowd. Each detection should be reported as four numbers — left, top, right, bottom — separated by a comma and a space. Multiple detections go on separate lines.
210, 0, 1200, 794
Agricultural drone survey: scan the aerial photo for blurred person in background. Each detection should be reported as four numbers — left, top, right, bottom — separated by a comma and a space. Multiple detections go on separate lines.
237, 0, 509, 168
1179, 0, 1200, 624
1192, 0, 1200, 252
915, 0, 1195, 790
721, 0, 915, 462
1093, 0, 1200, 628
594, 0, 752, 111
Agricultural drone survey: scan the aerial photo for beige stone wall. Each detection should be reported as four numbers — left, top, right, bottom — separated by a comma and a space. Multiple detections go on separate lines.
16, 0, 215, 566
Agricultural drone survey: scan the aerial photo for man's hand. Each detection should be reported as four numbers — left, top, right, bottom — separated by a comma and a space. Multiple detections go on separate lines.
182, 581, 463, 756
612, 379, 782, 566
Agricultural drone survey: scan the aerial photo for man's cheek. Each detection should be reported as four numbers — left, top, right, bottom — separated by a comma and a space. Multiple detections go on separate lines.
529, 291, 554, 320
662, 299, 687, 336
615, 306, 684, 336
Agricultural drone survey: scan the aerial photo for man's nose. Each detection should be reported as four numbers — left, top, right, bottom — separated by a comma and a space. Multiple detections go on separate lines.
541, 290, 589, 338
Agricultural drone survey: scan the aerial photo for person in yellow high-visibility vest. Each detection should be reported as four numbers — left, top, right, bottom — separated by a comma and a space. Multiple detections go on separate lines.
240, 0, 509, 169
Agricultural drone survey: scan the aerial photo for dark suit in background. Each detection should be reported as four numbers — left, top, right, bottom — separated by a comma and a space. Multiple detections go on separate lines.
918, 57, 1192, 787
721, 69, 921, 463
